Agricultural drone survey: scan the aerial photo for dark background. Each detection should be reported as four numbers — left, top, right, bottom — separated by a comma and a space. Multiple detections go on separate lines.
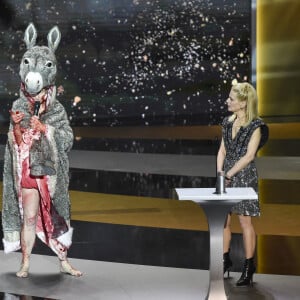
0, 0, 251, 127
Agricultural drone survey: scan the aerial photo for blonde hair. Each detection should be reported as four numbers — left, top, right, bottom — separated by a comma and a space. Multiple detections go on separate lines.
228, 82, 258, 126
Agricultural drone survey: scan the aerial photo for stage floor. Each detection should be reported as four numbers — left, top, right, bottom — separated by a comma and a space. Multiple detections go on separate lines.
0, 251, 299, 300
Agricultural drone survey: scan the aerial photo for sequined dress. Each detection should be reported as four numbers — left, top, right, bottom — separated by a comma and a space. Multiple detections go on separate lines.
222, 117, 268, 216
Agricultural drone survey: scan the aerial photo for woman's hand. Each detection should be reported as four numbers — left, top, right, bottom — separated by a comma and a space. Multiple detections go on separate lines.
225, 174, 232, 187
10, 110, 24, 124
30, 116, 46, 133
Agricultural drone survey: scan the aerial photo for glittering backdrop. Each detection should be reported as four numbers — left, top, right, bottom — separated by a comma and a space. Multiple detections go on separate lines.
0, 0, 251, 126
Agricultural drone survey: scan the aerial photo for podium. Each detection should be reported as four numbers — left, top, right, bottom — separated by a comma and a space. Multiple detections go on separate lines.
175, 187, 258, 300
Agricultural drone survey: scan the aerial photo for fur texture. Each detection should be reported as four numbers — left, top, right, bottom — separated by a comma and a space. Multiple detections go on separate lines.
1, 23, 74, 252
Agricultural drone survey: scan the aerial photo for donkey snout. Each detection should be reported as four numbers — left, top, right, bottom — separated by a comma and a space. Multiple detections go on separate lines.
24, 72, 44, 95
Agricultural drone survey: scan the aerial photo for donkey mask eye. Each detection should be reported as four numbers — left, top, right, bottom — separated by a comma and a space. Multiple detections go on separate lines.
24, 58, 30, 65
46, 61, 53, 68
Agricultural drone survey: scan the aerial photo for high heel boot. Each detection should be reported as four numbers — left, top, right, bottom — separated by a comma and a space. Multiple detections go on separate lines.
236, 257, 256, 286
223, 251, 233, 278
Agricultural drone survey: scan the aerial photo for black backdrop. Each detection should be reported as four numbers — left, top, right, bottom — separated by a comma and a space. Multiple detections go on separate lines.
0, 0, 251, 126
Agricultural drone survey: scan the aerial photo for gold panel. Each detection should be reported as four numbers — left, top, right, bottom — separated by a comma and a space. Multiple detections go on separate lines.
257, 0, 300, 275
257, 0, 300, 118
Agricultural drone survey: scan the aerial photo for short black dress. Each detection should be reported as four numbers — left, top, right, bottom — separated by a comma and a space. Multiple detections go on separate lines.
222, 116, 269, 216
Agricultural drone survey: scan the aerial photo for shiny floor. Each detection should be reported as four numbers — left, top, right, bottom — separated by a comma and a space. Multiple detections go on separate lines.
0, 122, 299, 299
1, 251, 300, 300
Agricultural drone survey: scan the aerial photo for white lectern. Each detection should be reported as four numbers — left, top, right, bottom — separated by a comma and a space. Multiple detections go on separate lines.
175, 187, 258, 300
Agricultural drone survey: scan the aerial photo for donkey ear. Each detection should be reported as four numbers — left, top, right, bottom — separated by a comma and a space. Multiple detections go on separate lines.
47, 26, 61, 52
24, 23, 37, 49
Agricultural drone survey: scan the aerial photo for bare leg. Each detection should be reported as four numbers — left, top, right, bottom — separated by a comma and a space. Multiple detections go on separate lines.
223, 214, 232, 253
16, 188, 40, 278
238, 215, 256, 258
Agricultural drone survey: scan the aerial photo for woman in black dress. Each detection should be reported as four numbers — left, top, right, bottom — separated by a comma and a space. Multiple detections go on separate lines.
217, 82, 268, 286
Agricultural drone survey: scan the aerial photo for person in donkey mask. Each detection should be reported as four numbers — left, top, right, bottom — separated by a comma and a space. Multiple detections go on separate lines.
2, 23, 82, 277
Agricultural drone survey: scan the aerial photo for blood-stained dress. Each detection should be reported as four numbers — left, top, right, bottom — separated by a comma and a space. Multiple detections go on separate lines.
18, 128, 69, 259
2, 91, 74, 257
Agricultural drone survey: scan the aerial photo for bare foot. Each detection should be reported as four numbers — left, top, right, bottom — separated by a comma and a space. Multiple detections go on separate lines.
16, 262, 29, 278
60, 260, 82, 277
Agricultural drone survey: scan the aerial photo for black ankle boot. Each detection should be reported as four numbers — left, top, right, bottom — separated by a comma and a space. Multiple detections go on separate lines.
236, 257, 256, 286
223, 251, 233, 278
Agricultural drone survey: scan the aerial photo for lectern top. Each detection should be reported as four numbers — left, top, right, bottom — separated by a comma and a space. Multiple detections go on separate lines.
175, 187, 258, 201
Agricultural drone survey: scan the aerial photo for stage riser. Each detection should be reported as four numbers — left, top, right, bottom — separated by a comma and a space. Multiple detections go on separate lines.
0, 218, 246, 271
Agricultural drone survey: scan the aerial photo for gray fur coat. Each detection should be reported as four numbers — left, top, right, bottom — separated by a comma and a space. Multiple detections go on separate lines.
2, 88, 73, 252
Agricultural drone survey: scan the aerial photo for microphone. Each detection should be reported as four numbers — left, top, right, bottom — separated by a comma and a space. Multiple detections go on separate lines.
33, 101, 41, 116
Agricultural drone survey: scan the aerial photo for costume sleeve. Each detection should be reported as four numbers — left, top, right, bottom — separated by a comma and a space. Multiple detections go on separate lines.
39, 102, 72, 217
55, 108, 73, 153
2, 99, 23, 250
44, 103, 74, 153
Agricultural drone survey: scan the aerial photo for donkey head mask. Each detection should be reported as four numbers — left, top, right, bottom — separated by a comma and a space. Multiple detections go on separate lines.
18, 23, 61, 176
20, 23, 61, 104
